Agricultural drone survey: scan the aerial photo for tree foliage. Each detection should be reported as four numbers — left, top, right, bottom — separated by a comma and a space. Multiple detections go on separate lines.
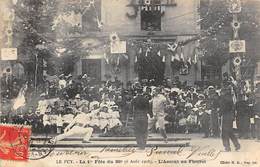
13, 0, 87, 79
199, 0, 260, 67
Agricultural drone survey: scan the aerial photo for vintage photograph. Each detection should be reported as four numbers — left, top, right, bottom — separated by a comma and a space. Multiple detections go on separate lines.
0, 0, 260, 166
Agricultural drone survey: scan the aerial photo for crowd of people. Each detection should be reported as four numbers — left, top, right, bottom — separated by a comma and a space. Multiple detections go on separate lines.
0, 72, 260, 143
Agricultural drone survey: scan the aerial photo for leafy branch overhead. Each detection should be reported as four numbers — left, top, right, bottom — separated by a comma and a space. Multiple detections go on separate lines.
198, 0, 260, 67
12, 0, 101, 75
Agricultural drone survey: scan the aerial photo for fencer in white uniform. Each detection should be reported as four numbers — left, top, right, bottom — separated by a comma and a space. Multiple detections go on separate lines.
50, 110, 93, 143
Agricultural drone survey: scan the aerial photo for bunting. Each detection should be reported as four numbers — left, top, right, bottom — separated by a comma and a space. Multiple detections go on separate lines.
187, 57, 192, 69
162, 55, 166, 62
167, 43, 178, 52
187, 57, 192, 65
138, 48, 142, 54
117, 56, 120, 66
171, 54, 175, 62
180, 51, 184, 61
175, 53, 181, 61
193, 52, 198, 64
145, 47, 150, 57
157, 50, 161, 57
13, 84, 28, 111
104, 53, 109, 64
135, 55, 138, 63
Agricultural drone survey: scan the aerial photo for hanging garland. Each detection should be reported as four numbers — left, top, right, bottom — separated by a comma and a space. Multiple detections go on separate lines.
130, 38, 199, 77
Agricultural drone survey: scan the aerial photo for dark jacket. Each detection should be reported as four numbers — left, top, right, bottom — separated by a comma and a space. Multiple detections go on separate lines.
219, 96, 234, 117
236, 100, 249, 116
132, 94, 153, 120
219, 96, 235, 129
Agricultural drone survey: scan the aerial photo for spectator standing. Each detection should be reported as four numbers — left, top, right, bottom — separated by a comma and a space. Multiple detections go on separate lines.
150, 87, 168, 143
200, 101, 210, 138
207, 87, 220, 137
236, 99, 250, 139
132, 87, 153, 150
219, 85, 240, 152
58, 74, 67, 90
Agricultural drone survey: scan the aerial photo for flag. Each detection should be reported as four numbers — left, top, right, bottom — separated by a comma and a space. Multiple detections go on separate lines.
117, 56, 120, 66
122, 54, 128, 60
230, 76, 237, 87
134, 56, 139, 73
138, 48, 142, 54
175, 53, 180, 61
145, 48, 150, 57
188, 57, 192, 64
43, 59, 47, 68
187, 57, 192, 68
162, 55, 165, 62
97, 18, 103, 29
171, 54, 175, 62
157, 50, 161, 57
230, 85, 237, 104
180, 52, 184, 61
104, 53, 109, 64
193, 53, 198, 64
167, 43, 178, 52
171, 53, 181, 72
245, 80, 251, 93
232, 93, 237, 105
13, 84, 27, 111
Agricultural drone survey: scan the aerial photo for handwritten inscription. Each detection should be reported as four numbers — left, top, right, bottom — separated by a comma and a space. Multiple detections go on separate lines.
100, 146, 136, 154
146, 145, 221, 160
38, 144, 222, 162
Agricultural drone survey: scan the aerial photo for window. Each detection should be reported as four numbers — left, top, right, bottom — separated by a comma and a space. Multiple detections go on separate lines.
141, 0, 161, 31
82, 0, 101, 32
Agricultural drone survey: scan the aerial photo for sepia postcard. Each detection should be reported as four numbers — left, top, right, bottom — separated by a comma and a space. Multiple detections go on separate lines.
0, 0, 260, 166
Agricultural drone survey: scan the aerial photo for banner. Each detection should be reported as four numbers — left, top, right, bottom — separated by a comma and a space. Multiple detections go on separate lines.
110, 41, 126, 54
1, 48, 17, 60
229, 40, 246, 53
228, 0, 242, 13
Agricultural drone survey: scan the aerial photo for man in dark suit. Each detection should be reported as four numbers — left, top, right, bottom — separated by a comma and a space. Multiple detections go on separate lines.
219, 85, 240, 152
132, 86, 153, 150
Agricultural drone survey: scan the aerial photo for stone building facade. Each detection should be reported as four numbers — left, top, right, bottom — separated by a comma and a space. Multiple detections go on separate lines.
73, 0, 201, 85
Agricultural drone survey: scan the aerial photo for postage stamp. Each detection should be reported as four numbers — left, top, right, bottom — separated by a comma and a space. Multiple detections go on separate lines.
0, 124, 31, 161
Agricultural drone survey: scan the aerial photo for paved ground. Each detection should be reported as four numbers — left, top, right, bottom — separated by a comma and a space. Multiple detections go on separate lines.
2, 133, 260, 167
31, 133, 260, 150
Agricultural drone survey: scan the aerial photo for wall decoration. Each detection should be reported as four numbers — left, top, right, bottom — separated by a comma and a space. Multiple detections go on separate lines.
126, 0, 177, 19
